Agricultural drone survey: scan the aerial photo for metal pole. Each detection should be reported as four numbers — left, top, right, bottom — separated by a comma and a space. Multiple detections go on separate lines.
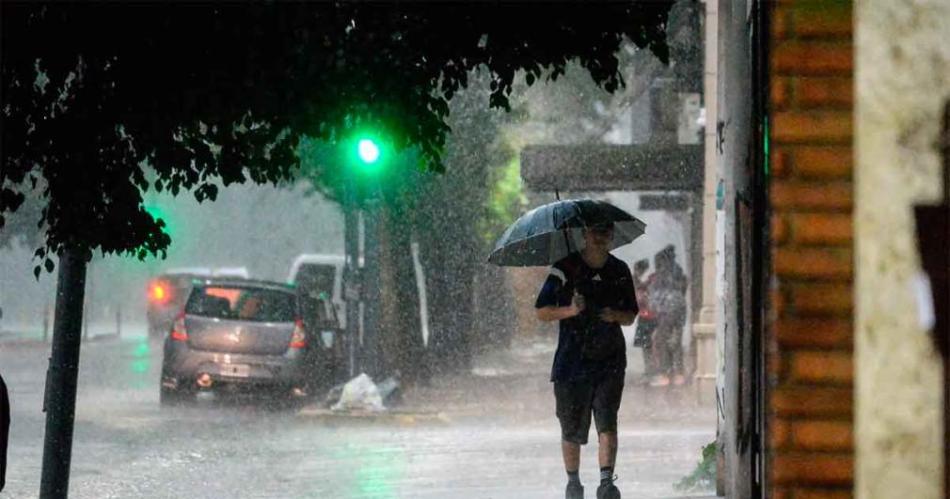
39, 248, 88, 499
362, 198, 381, 378
343, 173, 360, 379
115, 306, 121, 338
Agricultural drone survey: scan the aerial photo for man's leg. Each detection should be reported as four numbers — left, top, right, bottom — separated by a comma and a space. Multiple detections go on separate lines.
650, 321, 671, 386
670, 312, 687, 385
598, 431, 617, 469
592, 374, 624, 498
555, 380, 593, 498
563, 440, 581, 472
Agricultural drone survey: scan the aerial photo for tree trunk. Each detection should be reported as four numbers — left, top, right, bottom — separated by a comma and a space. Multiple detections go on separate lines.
378, 203, 426, 383
420, 232, 476, 373
39, 247, 88, 499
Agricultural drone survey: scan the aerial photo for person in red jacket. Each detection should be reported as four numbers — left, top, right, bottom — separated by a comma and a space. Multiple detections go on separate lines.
632, 259, 658, 384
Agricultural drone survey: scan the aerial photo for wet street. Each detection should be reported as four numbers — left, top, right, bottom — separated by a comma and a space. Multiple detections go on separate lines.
1, 332, 715, 499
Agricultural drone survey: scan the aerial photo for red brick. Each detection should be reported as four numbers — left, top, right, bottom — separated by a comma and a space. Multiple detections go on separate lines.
772, 9, 791, 40
771, 181, 852, 210
773, 214, 789, 244
771, 453, 854, 485
769, 343, 785, 381
772, 149, 789, 177
790, 146, 853, 179
773, 42, 853, 76
772, 418, 791, 450
793, 489, 853, 499
774, 248, 853, 279
775, 318, 853, 348
789, 283, 852, 314
791, 420, 854, 451
771, 386, 853, 417
773, 111, 853, 143
773, 487, 790, 499
789, 351, 854, 384
792, 5, 853, 39
773, 77, 792, 110
791, 213, 852, 245
772, 288, 788, 318
797, 78, 853, 108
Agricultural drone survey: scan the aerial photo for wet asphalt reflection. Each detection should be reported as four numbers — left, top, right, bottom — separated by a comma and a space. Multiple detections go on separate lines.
1, 334, 714, 498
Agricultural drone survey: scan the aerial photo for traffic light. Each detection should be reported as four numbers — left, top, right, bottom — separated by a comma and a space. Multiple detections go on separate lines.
357, 139, 380, 164
350, 134, 386, 175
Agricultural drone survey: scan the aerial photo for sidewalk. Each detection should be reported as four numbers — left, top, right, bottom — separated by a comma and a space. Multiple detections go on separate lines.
300, 339, 719, 498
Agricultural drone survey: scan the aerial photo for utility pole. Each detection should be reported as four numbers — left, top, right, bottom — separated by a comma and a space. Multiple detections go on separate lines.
342, 135, 385, 379
362, 198, 382, 378
342, 171, 361, 379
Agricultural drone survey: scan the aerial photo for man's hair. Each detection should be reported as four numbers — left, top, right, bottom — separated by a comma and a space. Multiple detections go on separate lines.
634, 259, 649, 272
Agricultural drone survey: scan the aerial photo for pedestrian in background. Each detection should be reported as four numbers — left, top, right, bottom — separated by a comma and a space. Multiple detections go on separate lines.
631, 259, 658, 384
648, 245, 688, 387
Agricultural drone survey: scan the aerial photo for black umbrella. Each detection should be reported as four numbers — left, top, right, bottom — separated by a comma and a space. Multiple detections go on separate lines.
488, 198, 646, 267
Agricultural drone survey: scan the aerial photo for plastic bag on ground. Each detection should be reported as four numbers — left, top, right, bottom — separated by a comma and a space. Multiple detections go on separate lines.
330, 373, 386, 412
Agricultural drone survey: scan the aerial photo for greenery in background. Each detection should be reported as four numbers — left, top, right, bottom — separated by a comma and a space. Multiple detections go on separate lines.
674, 441, 717, 493
479, 155, 527, 248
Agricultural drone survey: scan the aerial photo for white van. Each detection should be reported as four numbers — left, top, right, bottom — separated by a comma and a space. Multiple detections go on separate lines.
287, 254, 363, 329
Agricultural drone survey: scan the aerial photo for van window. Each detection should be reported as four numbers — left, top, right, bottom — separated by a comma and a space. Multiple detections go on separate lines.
186, 286, 297, 322
294, 264, 336, 298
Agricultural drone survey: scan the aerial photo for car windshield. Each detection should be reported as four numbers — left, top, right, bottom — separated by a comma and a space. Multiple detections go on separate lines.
185, 286, 297, 322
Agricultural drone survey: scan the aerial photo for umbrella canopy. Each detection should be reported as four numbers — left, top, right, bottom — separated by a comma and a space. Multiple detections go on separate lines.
488, 199, 646, 267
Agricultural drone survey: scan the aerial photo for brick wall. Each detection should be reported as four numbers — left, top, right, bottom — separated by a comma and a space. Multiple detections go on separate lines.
769, 2, 855, 498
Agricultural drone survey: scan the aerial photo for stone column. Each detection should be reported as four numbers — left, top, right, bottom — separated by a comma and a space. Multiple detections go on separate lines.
692, 0, 718, 405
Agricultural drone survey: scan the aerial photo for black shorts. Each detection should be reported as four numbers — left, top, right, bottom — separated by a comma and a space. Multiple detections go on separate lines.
554, 374, 624, 445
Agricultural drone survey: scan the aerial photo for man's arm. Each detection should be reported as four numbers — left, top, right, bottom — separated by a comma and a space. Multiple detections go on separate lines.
535, 265, 581, 323
537, 294, 584, 322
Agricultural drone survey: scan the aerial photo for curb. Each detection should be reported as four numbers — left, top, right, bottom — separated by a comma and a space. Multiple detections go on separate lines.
296, 407, 452, 425
0, 333, 121, 348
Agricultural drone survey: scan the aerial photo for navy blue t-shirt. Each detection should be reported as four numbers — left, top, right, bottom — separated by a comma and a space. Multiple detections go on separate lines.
535, 253, 638, 382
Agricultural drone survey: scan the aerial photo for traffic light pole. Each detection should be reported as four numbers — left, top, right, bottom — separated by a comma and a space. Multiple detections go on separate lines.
342, 172, 361, 379
361, 196, 382, 378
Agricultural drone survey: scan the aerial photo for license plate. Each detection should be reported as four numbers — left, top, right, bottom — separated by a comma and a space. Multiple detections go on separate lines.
221, 364, 250, 378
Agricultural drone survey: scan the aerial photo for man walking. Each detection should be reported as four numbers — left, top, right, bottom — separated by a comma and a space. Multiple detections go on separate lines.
535, 223, 638, 499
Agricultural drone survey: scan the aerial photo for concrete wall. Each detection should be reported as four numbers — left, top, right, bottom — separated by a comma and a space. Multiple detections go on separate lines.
718, 0, 754, 496
855, 1, 950, 497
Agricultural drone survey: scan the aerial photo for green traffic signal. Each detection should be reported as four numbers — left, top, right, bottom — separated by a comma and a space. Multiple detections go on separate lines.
357, 139, 380, 164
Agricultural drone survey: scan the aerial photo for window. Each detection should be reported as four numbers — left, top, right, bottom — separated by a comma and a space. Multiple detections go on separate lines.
186, 286, 297, 322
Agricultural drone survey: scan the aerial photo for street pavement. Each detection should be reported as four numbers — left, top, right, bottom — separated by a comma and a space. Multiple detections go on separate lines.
0, 331, 716, 499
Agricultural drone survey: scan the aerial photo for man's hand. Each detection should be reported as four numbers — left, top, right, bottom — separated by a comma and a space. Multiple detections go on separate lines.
536, 293, 587, 322
570, 293, 586, 317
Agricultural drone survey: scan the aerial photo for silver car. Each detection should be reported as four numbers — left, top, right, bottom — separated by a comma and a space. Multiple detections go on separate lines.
159, 279, 318, 405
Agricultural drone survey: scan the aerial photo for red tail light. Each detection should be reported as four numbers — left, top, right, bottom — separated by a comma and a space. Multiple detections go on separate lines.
170, 314, 188, 342
149, 280, 171, 304
289, 319, 307, 349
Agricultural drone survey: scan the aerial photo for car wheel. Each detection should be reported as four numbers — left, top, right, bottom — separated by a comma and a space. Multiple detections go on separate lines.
159, 385, 194, 407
